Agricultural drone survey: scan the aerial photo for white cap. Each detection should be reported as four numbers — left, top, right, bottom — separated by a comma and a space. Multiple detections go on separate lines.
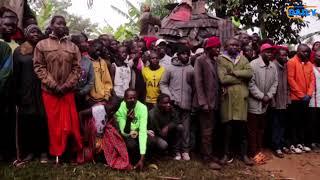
155, 39, 168, 46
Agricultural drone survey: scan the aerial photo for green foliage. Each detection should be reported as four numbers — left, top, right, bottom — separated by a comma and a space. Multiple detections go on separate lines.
28, 0, 98, 37
110, 0, 174, 41
207, 0, 308, 44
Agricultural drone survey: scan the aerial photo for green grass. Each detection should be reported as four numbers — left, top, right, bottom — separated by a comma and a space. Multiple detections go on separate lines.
0, 158, 271, 180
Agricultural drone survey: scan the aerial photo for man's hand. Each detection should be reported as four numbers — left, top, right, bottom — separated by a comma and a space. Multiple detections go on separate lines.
134, 156, 144, 170
302, 95, 311, 102
262, 95, 270, 103
147, 130, 155, 137
160, 126, 169, 137
201, 104, 209, 112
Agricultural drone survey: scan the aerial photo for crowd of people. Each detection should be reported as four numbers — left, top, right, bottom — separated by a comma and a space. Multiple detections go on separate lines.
1, 6, 320, 171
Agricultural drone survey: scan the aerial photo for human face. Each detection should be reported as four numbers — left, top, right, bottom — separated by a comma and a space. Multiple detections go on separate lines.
158, 97, 171, 112
297, 45, 311, 61
1, 11, 18, 37
157, 44, 166, 58
137, 41, 146, 54
243, 46, 253, 60
78, 35, 89, 53
125, 91, 137, 110
277, 49, 288, 65
313, 42, 320, 51
314, 51, 320, 66
110, 40, 118, 51
240, 34, 251, 46
149, 52, 159, 68
88, 42, 102, 60
99, 35, 110, 47
261, 49, 274, 62
27, 28, 42, 45
51, 17, 67, 38
252, 34, 260, 44
208, 46, 220, 59
118, 47, 128, 61
227, 39, 240, 56
178, 51, 190, 64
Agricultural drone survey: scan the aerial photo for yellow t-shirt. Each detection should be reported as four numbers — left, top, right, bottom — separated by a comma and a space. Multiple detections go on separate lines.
142, 66, 165, 104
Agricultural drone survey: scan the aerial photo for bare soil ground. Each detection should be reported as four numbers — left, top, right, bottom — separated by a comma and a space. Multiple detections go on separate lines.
258, 151, 320, 180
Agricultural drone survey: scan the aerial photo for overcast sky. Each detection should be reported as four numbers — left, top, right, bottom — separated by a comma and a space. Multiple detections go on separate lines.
68, 0, 320, 38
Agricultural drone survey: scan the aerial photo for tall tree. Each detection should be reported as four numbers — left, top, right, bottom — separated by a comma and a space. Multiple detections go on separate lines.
208, 0, 309, 44
28, 0, 98, 36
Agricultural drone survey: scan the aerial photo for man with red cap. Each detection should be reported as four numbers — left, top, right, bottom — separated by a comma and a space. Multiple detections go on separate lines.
248, 43, 278, 164
217, 38, 254, 166
193, 36, 221, 170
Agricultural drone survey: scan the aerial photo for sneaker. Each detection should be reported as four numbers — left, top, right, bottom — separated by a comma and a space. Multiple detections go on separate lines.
275, 149, 284, 158
40, 153, 48, 164
297, 144, 307, 152
290, 145, 303, 154
219, 155, 228, 165
302, 145, 311, 152
282, 147, 291, 154
174, 152, 181, 161
181, 152, 190, 161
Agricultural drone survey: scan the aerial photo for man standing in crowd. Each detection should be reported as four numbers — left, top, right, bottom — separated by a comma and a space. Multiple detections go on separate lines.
115, 88, 148, 170
33, 16, 82, 163
309, 50, 320, 151
160, 44, 194, 161
155, 39, 171, 70
271, 46, 291, 157
0, 7, 18, 161
148, 94, 183, 154
111, 46, 131, 100
193, 36, 221, 170
13, 24, 48, 163
217, 38, 254, 166
287, 44, 314, 153
0, 7, 19, 50
142, 50, 165, 110
248, 44, 278, 164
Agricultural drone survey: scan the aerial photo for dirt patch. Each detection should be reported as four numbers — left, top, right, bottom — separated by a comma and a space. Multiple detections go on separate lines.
258, 151, 320, 180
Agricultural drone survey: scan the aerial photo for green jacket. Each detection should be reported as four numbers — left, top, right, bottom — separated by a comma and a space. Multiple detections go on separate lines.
115, 101, 148, 155
217, 54, 253, 123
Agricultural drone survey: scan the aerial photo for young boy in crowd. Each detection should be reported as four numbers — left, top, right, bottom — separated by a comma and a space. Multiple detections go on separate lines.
87, 39, 113, 105
148, 94, 183, 155
160, 44, 194, 161
142, 50, 165, 110
110, 46, 131, 100
71, 33, 95, 110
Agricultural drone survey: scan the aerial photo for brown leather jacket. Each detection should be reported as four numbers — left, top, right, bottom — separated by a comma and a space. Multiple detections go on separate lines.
33, 35, 81, 94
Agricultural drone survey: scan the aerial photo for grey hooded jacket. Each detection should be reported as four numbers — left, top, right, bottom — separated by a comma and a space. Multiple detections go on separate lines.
160, 57, 194, 110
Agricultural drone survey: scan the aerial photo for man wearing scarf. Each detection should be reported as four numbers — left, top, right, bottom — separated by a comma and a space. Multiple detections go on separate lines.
33, 16, 82, 163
